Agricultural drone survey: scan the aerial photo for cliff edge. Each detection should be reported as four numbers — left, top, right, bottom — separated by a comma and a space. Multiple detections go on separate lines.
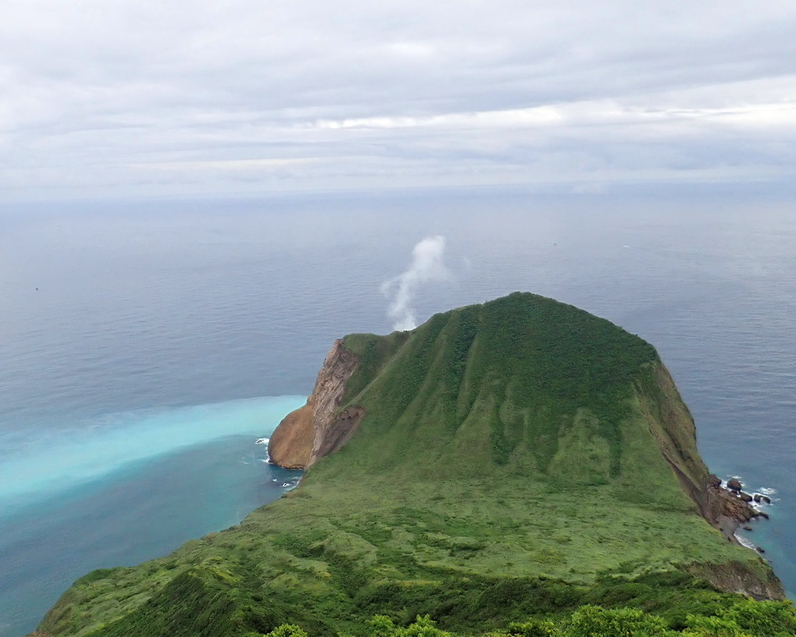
268, 339, 364, 469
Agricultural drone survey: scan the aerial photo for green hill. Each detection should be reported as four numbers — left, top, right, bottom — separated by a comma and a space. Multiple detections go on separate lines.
34, 293, 788, 637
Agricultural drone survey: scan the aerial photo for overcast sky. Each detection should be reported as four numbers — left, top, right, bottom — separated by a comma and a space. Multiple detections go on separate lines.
1, 0, 795, 200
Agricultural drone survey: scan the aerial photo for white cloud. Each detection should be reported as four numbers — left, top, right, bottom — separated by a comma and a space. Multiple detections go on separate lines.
0, 0, 795, 199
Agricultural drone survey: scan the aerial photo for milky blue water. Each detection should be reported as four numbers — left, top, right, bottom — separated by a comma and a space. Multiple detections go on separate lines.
1, 190, 794, 636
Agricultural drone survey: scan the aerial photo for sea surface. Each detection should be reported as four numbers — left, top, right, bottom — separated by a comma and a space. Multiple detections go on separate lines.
0, 189, 794, 636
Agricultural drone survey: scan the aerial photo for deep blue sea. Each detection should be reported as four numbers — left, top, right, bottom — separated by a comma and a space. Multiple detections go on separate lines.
0, 189, 794, 636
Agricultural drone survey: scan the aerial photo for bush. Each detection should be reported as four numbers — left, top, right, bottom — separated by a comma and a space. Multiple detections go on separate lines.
266, 625, 309, 637
567, 605, 671, 637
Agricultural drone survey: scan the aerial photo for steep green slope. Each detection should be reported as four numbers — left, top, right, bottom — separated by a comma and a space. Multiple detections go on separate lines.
35, 293, 783, 637
334, 293, 692, 488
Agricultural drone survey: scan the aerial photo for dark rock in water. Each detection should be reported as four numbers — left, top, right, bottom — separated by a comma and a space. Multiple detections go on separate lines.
727, 478, 743, 491
743, 526, 753, 531
757, 510, 770, 520
757, 547, 766, 554
709, 474, 722, 488
754, 494, 762, 503
759, 494, 772, 504
739, 492, 753, 502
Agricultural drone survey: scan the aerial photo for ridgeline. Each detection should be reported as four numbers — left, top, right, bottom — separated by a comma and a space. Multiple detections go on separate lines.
34, 293, 791, 637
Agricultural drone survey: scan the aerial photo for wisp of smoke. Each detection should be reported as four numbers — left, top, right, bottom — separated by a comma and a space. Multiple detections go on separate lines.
381, 235, 450, 331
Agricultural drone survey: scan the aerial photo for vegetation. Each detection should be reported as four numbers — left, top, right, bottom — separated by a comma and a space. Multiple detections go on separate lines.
36, 293, 785, 637
257, 600, 796, 637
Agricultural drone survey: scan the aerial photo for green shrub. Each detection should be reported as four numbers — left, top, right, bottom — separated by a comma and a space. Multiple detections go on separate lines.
567, 605, 671, 637
266, 625, 309, 637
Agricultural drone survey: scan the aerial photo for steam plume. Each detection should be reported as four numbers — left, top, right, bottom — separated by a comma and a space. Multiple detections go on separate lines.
381, 235, 450, 331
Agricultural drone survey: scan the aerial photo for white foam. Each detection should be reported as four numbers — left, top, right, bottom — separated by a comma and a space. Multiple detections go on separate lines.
735, 532, 757, 551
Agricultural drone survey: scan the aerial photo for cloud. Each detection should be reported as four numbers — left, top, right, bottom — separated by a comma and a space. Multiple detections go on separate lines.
1, 1, 795, 199
381, 236, 450, 331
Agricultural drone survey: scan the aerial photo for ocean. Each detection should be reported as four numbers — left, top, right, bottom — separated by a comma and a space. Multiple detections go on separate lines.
0, 189, 794, 636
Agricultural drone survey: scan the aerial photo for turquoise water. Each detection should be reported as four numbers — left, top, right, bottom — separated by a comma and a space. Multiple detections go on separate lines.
1, 191, 794, 634
0, 396, 305, 518
0, 397, 305, 637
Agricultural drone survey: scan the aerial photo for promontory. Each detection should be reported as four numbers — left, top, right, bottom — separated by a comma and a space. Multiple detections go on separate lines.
33, 292, 791, 637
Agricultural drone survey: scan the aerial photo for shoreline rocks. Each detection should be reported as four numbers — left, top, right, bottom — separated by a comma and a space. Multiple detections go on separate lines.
705, 475, 778, 560
703, 474, 776, 549
727, 477, 743, 492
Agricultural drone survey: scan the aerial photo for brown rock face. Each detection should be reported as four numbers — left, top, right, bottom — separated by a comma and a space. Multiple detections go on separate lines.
268, 340, 363, 470
266, 403, 314, 469
703, 481, 760, 526
686, 561, 785, 601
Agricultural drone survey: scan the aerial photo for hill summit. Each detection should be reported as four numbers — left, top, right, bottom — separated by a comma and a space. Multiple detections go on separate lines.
35, 293, 784, 637
270, 292, 767, 532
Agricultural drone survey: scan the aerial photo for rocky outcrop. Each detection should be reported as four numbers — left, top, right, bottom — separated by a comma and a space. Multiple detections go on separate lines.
268, 340, 364, 469
727, 478, 743, 492
704, 479, 760, 526
686, 561, 785, 601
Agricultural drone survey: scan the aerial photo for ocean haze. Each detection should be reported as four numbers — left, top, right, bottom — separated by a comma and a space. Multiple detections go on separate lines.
0, 190, 794, 635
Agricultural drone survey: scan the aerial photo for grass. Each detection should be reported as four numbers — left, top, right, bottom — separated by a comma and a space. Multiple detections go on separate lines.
40, 475, 765, 637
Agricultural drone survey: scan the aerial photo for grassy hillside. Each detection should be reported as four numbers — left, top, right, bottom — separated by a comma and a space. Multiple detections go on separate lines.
36, 293, 783, 637
336, 293, 691, 487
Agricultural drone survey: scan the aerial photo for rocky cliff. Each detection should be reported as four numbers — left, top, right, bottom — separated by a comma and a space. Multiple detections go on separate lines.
268, 339, 364, 469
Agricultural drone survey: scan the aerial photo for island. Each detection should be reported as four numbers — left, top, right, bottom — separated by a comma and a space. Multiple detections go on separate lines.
33, 293, 793, 637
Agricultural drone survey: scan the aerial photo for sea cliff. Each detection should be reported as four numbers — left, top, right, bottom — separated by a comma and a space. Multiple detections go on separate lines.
268, 339, 364, 469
